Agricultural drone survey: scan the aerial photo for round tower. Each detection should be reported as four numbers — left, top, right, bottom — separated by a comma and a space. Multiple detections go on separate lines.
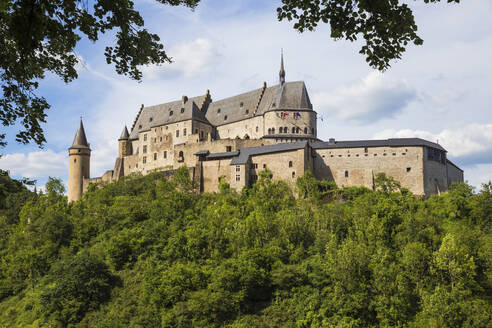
118, 125, 131, 157
68, 119, 91, 203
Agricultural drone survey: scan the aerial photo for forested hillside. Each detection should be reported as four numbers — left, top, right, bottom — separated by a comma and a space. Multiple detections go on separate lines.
0, 168, 490, 328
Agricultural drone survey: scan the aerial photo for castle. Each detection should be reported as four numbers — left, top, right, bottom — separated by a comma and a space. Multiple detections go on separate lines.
68, 54, 464, 202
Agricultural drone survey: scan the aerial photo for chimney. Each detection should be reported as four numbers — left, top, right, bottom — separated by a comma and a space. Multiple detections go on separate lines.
182, 95, 188, 104
329, 138, 335, 144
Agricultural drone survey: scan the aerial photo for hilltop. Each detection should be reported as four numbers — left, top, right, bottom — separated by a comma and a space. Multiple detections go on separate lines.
0, 168, 490, 327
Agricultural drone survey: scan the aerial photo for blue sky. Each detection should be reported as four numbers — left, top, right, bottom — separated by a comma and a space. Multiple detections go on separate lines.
1, 0, 491, 191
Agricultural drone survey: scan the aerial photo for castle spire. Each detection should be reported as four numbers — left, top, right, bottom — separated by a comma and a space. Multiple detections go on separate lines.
119, 125, 129, 140
71, 119, 89, 149
279, 49, 286, 86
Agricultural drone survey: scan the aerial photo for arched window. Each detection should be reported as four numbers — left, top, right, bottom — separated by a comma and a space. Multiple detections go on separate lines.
179, 151, 184, 157
268, 128, 271, 134
288, 161, 293, 168
292, 127, 295, 134
296, 127, 300, 133
283, 127, 287, 133
304, 127, 308, 134
272, 127, 275, 134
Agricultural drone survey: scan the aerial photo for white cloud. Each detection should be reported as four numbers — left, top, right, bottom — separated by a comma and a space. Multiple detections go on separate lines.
373, 123, 492, 161
142, 38, 220, 79
0, 150, 66, 178
312, 72, 417, 124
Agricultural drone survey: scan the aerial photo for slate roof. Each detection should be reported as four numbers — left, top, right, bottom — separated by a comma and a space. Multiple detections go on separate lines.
311, 138, 446, 152
129, 95, 209, 140
119, 126, 129, 140
128, 81, 314, 139
206, 151, 240, 160
230, 141, 308, 165
70, 119, 90, 149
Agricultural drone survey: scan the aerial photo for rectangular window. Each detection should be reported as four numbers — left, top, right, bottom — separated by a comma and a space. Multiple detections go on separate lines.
154, 153, 157, 160
364, 147, 368, 153
163, 151, 167, 159
143, 156, 147, 164
143, 145, 147, 153
226, 146, 232, 152
236, 165, 240, 172
160, 137, 162, 142
144, 134, 147, 141
253, 163, 258, 169
176, 130, 179, 137
345, 170, 349, 177
263, 164, 266, 169
236, 175, 240, 181
183, 128, 187, 136
407, 167, 411, 172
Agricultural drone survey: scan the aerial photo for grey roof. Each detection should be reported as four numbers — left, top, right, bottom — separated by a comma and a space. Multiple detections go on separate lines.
128, 81, 314, 138
70, 119, 90, 149
129, 95, 209, 140
230, 141, 308, 165
447, 159, 463, 171
119, 126, 129, 140
206, 151, 240, 159
311, 138, 446, 152
194, 150, 210, 156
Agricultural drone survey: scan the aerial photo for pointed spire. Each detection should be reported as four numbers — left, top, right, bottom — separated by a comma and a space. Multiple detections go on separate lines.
119, 125, 129, 140
70, 119, 90, 149
279, 48, 286, 86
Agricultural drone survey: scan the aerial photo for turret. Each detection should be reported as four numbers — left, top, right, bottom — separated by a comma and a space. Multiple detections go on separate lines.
68, 119, 91, 202
118, 125, 131, 157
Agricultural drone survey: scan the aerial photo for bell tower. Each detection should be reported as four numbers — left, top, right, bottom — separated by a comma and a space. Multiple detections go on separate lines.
68, 119, 91, 202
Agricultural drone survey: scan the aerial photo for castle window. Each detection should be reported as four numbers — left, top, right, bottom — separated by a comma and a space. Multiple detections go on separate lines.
338, 155, 342, 157
143, 156, 147, 164
289, 161, 293, 168
181, 108, 185, 113
163, 151, 167, 159
160, 137, 162, 142
364, 154, 368, 157
345, 170, 349, 178
256, 126, 259, 132
364, 147, 368, 153
347, 154, 351, 157
226, 146, 232, 152
263, 164, 267, 169
253, 163, 258, 169
356, 154, 359, 157
166, 126, 168, 130
284, 127, 288, 133
392, 153, 396, 156
236, 175, 240, 181
292, 171, 295, 178
383, 153, 387, 156
169, 111, 173, 116
296, 127, 300, 133
304, 127, 308, 134
236, 165, 240, 172
402, 152, 406, 155
217, 108, 221, 114
240, 102, 244, 107
176, 130, 179, 137
183, 128, 187, 136
74, 158, 76, 163
224, 115, 228, 121
78, 149, 81, 152
245, 109, 249, 115
143, 145, 147, 153
139, 125, 142, 130
149, 117, 153, 122
292, 127, 295, 133
330, 155, 334, 157
374, 154, 377, 156
144, 134, 147, 141
268, 128, 271, 134
272, 127, 275, 134
154, 153, 157, 160
407, 167, 411, 172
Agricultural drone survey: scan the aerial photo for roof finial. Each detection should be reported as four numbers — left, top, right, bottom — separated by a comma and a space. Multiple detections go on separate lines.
279, 48, 285, 86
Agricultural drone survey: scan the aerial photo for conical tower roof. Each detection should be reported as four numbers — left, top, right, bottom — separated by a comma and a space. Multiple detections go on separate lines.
70, 119, 90, 149
119, 125, 129, 140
